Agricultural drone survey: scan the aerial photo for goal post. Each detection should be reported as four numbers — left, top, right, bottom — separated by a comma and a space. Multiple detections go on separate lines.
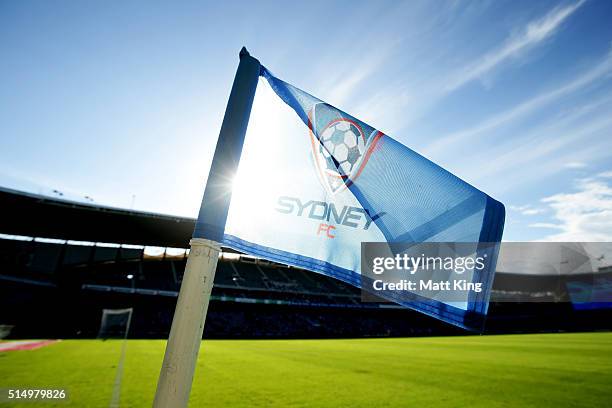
98, 308, 133, 408
97, 308, 133, 340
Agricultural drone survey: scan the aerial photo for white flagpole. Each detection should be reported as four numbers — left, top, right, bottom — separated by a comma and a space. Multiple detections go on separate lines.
153, 48, 260, 408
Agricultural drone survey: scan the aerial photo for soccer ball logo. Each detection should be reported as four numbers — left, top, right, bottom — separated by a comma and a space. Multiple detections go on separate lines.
313, 119, 367, 193
318, 120, 365, 176
308, 102, 383, 194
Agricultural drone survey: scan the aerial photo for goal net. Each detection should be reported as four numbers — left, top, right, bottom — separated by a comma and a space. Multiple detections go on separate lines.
97, 308, 133, 340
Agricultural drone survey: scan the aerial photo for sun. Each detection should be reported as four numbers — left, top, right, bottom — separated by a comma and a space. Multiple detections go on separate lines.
226, 78, 292, 225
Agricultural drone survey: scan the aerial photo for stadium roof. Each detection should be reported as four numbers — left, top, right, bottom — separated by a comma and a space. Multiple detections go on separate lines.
1, 186, 609, 274
0, 186, 195, 247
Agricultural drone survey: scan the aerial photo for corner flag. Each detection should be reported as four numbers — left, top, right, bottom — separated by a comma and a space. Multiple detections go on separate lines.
193, 63, 505, 331
156, 48, 505, 407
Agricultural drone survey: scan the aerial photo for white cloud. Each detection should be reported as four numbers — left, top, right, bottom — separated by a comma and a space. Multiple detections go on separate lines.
322, 44, 397, 107
598, 171, 612, 178
532, 174, 612, 241
428, 90, 612, 197
469, 109, 612, 185
509, 204, 545, 216
425, 45, 612, 156
565, 161, 588, 169
529, 222, 563, 229
522, 208, 546, 216
302, 2, 493, 136
478, 137, 612, 196
443, 0, 586, 92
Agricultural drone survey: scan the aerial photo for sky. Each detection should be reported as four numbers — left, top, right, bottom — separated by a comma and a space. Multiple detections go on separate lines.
1, 0, 611, 242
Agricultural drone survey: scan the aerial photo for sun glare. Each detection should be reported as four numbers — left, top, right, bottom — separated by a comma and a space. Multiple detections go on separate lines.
229, 79, 293, 221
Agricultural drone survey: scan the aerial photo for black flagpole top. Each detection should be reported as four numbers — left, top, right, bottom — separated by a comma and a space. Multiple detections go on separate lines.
239, 47, 250, 59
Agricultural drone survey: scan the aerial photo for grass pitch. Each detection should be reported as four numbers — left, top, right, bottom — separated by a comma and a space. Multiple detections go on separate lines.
1, 332, 611, 407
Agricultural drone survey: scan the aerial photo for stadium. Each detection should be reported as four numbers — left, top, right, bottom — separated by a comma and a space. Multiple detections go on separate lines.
2, 1, 612, 407
2, 186, 611, 340
1, 186, 611, 406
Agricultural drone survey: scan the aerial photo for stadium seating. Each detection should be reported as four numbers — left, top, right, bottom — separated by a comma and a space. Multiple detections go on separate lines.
1, 237, 611, 339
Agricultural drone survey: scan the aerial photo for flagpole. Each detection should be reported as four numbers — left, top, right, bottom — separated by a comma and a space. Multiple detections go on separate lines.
153, 48, 260, 408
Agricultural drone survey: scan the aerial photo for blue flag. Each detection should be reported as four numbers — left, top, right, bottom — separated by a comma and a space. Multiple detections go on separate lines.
195, 66, 505, 331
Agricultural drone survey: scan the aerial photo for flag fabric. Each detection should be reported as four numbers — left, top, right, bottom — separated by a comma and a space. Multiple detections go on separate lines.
194, 66, 505, 331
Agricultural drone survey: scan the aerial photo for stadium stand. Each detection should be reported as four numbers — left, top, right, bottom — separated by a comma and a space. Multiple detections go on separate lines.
0, 186, 611, 339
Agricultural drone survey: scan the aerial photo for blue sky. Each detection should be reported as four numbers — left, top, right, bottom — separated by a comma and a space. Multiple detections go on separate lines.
1, 0, 611, 242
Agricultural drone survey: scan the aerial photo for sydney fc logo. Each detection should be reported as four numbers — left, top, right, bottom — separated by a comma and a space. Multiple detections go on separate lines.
308, 102, 383, 194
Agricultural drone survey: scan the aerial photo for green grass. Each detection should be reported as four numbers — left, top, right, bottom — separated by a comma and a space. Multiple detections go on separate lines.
1, 333, 611, 407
